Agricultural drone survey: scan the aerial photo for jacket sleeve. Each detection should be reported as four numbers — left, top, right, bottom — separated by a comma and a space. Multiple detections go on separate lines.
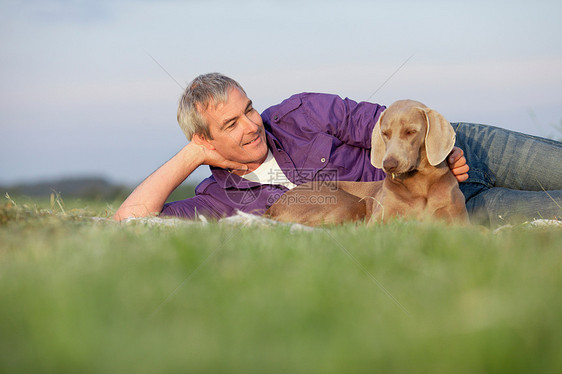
160, 178, 235, 220
300, 93, 386, 149
160, 194, 230, 220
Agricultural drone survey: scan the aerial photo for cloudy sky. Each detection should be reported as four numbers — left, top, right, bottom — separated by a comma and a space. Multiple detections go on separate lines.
1, 0, 561, 186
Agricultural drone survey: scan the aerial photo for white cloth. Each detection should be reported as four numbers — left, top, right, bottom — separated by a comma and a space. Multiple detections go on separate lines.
241, 150, 297, 189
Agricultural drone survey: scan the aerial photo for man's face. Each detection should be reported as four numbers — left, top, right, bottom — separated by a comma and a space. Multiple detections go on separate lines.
199, 87, 268, 170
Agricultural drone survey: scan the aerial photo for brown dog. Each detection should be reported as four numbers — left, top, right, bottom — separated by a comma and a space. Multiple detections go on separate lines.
265, 100, 469, 226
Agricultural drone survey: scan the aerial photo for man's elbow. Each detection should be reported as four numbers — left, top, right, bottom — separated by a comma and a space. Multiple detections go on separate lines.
112, 204, 160, 222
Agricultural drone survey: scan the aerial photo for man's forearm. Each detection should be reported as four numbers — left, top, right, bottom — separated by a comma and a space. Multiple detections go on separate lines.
113, 144, 203, 221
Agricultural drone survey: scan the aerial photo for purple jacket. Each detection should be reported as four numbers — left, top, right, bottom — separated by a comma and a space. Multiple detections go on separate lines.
161, 93, 387, 219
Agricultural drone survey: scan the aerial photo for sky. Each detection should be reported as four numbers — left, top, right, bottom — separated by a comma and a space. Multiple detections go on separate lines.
1, 0, 561, 186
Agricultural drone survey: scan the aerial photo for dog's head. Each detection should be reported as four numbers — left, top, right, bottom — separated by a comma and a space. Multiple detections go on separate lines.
370, 100, 456, 174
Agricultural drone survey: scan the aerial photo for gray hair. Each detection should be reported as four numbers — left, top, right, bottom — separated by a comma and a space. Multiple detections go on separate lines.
177, 73, 245, 141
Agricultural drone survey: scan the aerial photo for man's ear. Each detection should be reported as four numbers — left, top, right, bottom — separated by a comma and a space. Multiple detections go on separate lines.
192, 133, 216, 150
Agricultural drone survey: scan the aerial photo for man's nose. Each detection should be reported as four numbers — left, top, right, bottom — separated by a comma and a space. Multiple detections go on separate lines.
241, 115, 259, 133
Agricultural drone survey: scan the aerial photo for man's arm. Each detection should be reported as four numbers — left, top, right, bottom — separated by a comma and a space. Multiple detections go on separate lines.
113, 141, 247, 221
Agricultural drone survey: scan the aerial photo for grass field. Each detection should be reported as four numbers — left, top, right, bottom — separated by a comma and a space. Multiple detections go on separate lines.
1, 196, 561, 373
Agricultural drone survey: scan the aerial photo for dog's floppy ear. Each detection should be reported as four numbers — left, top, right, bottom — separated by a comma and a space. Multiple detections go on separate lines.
422, 108, 456, 166
370, 111, 386, 169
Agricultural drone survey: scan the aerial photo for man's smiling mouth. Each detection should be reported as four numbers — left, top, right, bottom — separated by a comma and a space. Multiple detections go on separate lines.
243, 135, 260, 146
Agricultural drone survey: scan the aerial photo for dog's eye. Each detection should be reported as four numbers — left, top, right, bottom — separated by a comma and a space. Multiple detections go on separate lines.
381, 131, 391, 139
406, 129, 417, 136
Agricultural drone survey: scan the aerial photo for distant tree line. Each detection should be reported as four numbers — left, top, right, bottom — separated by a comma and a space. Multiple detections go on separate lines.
1, 177, 130, 201
1, 177, 197, 202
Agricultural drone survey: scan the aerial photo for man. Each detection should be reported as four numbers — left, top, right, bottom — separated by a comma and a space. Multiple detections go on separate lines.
114, 73, 561, 226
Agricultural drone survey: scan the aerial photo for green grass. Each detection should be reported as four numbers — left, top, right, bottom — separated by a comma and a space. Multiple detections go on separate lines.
1, 198, 561, 373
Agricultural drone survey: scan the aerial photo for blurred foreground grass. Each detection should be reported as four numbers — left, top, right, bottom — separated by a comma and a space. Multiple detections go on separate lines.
1, 197, 561, 373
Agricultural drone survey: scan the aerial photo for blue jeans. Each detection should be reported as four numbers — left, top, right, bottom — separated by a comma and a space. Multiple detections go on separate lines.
452, 123, 562, 226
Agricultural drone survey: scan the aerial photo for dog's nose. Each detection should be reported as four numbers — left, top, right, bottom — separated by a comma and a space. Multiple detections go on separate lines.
383, 158, 399, 172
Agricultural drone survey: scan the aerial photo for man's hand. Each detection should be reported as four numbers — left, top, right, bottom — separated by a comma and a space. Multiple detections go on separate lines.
190, 137, 248, 172
448, 146, 469, 183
